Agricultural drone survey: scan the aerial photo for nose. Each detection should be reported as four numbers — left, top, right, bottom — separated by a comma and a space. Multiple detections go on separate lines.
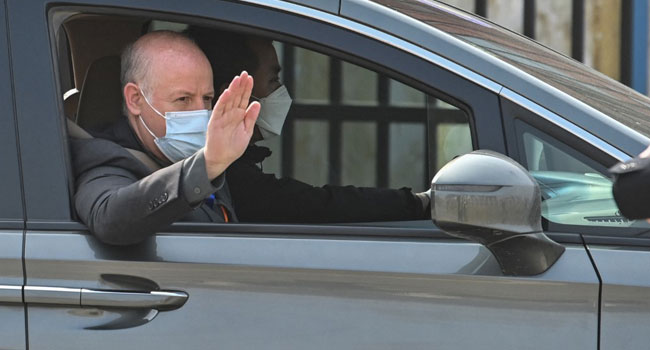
190, 99, 206, 111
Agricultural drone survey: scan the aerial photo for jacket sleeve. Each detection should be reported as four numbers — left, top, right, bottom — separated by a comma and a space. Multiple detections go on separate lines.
74, 148, 224, 245
226, 158, 426, 223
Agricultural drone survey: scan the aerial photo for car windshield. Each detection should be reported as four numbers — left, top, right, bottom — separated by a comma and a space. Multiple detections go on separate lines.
373, 0, 650, 139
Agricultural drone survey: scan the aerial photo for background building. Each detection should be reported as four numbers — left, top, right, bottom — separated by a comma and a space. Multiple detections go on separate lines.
442, 0, 649, 94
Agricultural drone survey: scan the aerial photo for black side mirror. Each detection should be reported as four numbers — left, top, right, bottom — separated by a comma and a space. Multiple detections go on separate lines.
431, 150, 564, 276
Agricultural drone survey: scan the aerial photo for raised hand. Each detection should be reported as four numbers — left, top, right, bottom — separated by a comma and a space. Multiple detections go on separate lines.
204, 71, 261, 179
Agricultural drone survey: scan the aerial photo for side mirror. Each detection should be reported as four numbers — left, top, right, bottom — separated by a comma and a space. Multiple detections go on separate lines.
431, 150, 564, 276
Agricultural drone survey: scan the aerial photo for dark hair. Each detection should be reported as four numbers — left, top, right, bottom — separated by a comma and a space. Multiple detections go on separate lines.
187, 27, 260, 91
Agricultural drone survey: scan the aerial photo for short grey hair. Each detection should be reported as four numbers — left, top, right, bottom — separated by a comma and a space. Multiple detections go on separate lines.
120, 30, 198, 115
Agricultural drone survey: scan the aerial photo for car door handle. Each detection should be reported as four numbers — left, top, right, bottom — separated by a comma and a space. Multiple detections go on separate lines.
81, 288, 188, 311
24, 286, 188, 311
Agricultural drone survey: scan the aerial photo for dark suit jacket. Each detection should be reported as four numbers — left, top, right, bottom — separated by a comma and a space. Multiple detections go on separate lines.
70, 118, 234, 245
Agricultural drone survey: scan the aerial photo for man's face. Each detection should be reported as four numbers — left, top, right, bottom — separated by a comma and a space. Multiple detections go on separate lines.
248, 39, 282, 143
249, 39, 282, 99
139, 46, 215, 139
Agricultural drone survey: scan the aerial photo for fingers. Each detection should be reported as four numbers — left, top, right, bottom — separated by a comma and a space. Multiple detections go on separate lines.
244, 101, 261, 132
239, 73, 254, 110
212, 71, 253, 120
213, 88, 230, 116
226, 71, 250, 111
227, 73, 242, 110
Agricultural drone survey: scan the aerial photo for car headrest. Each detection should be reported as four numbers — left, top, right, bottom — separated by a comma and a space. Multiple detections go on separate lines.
76, 55, 123, 131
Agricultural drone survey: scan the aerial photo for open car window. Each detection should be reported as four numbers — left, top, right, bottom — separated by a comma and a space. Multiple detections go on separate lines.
58, 13, 475, 228
262, 42, 472, 193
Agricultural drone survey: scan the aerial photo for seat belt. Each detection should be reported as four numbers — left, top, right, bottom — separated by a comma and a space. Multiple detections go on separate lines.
66, 118, 162, 171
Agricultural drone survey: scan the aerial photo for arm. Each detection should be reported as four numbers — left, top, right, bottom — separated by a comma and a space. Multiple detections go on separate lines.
227, 157, 426, 223
74, 147, 224, 245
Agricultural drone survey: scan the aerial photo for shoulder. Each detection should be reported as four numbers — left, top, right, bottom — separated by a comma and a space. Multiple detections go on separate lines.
69, 137, 151, 178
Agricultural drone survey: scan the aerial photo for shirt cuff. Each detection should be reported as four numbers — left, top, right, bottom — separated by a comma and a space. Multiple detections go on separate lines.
181, 148, 225, 206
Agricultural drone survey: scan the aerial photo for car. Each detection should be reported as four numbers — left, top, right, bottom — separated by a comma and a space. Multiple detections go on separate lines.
2, 0, 650, 349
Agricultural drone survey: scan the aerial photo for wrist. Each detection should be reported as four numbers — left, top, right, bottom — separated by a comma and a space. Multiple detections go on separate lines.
203, 149, 228, 180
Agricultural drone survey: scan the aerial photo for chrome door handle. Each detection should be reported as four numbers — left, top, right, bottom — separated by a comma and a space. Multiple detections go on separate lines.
24, 286, 188, 311
81, 288, 188, 311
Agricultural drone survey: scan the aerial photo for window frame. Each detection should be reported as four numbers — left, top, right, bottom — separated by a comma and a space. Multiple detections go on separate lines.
40, 1, 504, 239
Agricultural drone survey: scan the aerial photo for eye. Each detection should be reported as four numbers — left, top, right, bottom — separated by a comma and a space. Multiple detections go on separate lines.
176, 96, 189, 103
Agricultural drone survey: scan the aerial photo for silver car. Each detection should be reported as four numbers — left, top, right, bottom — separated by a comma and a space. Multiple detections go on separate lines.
2, 0, 649, 349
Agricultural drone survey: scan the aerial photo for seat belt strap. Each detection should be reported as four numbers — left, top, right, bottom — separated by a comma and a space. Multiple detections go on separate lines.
66, 118, 161, 171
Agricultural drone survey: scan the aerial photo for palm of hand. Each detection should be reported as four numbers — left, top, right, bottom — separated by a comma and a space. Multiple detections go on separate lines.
204, 72, 260, 178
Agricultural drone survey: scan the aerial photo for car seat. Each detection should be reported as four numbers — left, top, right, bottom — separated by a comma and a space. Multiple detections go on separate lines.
75, 55, 123, 131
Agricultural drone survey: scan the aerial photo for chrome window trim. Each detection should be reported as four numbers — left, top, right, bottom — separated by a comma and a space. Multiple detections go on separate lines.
501, 88, 630, 162
238, 0, 502, 93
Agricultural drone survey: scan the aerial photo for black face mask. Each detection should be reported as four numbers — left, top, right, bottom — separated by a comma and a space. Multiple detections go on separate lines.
610, 156, 650, 219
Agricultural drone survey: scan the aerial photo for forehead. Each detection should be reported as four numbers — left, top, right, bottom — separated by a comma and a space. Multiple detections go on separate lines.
147, 45, 214, 95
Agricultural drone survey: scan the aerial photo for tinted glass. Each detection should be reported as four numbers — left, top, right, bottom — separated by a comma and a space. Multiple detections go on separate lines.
273, 44, 471, 192
520, 124, 650, 230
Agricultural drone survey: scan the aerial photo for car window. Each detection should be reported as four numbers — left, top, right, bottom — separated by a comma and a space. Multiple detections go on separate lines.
57, 12, 478, 229
518, 123, 650, 230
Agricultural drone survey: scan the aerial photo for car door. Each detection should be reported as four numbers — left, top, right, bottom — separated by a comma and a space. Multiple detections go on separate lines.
0, 1, 27, 349
13, 0, 598, 349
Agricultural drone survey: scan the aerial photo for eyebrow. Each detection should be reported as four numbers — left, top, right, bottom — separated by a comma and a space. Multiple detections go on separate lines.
169, 89, 193, 97
169, 89, 214, 98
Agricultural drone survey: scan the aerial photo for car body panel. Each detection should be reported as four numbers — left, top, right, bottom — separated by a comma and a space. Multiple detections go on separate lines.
0, 233, 26, 350
25, 231, 598, 349
0, 0, 26, 348
0, 1, 23, 226
7, 0, 72, 222
588, 246, 650, 350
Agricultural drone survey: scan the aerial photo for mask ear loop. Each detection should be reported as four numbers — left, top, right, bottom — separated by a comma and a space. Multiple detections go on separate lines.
139, 115, 159, 140
139, 87, 167, 119
138, 87, 166, 139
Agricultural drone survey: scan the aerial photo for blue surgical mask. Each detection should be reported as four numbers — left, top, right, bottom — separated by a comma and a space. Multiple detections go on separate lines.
139, 89, 211, 163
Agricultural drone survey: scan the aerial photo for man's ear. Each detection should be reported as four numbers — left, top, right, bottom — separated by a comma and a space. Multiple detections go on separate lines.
124, 82, 143, 117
